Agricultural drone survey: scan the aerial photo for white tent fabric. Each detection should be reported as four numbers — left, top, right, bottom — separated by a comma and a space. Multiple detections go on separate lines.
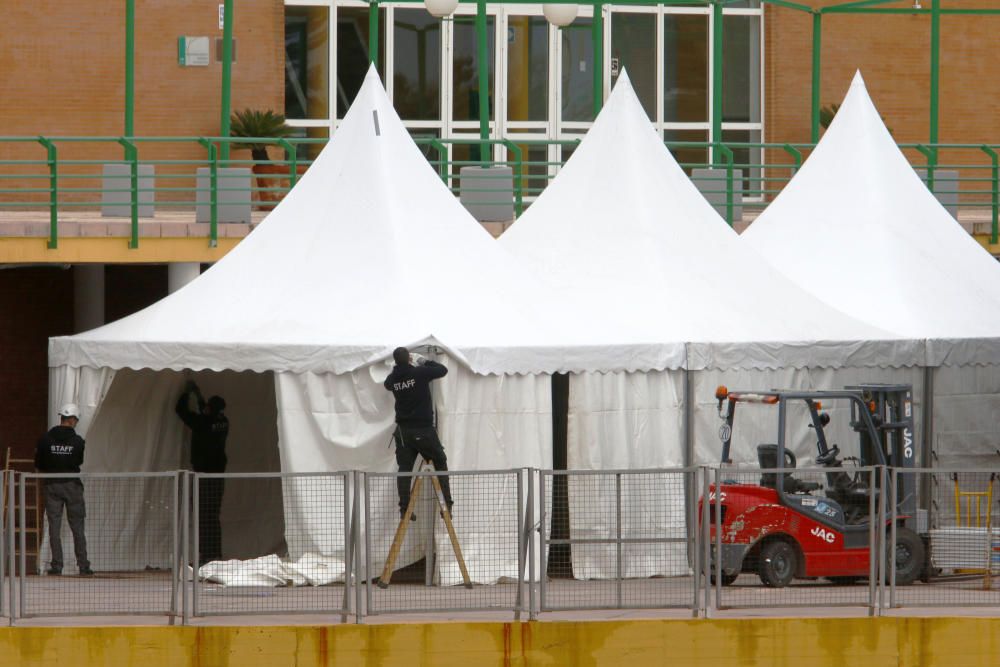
48, 69, 664, 377
45, 69, 555, 584
500, 71, 916, 371
742, 71, 1000, 364
500, 72, 924, 581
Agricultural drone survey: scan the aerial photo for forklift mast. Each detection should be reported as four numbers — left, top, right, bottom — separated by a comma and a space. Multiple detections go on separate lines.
846, 384, 917, 520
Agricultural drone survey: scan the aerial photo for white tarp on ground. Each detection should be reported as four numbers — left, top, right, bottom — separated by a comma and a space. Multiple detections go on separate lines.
45, 68, 560, 583
499, 72, 925, 580
741, 72, 1000, 498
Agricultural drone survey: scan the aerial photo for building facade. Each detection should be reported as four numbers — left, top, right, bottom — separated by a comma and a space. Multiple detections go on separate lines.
2, 0, 1000, 459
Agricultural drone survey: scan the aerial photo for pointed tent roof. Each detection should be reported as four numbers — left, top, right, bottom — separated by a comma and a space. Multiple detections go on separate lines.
743, 72, 1000, 364
499, 71, 918, 370
49, 67, 626, 375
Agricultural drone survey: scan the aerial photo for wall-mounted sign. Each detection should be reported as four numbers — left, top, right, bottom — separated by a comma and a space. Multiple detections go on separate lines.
178, 36, 210, 67
219, 4, 225, 30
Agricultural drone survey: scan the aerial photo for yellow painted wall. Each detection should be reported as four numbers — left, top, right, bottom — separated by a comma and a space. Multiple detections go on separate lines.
1, 617, 999, 667
0, 237, 241, 264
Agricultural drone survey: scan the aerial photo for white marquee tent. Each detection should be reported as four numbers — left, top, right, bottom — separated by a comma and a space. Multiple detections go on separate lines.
743, 71, 1000, 470
498, 72, 925, 579
45, 67, 624, 583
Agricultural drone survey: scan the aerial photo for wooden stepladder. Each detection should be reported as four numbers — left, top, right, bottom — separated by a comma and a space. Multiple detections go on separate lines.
377, 458, 472, 589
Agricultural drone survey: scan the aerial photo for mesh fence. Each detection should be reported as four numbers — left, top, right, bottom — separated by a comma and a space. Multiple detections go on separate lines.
709, 466, 879, 611
887, 468, 1000, 609
192, 472, 351, 618
539, 469, 699, 612
9, 466, 1000, 621
364, 469, 525, 616
20, 472, 180, 618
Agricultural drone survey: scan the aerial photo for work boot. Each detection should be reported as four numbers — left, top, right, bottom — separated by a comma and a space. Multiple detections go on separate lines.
79, 567, 95, 577
46, 567, 61, 576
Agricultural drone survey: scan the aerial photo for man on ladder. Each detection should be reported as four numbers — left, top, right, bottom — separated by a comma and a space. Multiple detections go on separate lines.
383, 346, 453, 519
380, 346, 470, 589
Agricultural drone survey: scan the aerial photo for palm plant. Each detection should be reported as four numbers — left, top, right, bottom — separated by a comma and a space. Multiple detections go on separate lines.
228, 109, 294, 162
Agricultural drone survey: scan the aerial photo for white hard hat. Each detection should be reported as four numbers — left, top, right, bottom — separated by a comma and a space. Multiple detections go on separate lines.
58, 403, 80, 419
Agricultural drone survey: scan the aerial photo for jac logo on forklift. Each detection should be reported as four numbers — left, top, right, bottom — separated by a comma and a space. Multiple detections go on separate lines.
903, 427, 914, 460
810, 526, 836, 544
708, 490, 727, 503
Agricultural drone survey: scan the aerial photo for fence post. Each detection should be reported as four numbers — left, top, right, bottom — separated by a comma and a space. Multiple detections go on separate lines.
427, 138, 449, 183
916, 144, 938, 191
527, 468, 537, 621
19, 474, 27, 618
981, 145, 998, 244
889, 467, 898, 609
192, 473, 200, 617
37, 137, 58, 249
197, 138, 219, 248
181, 471, 190, 625
501, 140, 524, 218
877, 466, 888, 614
615, 473, 623, 608
6, 471, 14, 624
341, 471, 351, 624
700, 467, 711, 618
117, 137, 140, 249
782, 143, 802, 177
277, 138, 298, 189
713, 143, 735, 226
538, 471, 547, 614
353, 470, 363, 623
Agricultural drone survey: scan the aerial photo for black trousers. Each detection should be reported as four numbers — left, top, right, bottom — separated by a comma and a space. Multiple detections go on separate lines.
197, 477, 225, 564
44, 480, 89, 572
394, 425, 452, 512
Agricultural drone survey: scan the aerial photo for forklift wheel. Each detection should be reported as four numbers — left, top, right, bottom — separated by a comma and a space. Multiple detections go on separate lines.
758, 540, 797, 588
888, 527, 926, 586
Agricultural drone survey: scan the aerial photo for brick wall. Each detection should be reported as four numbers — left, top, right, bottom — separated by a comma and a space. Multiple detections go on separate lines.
0, 268, 73, 461
0, 265, 168, 461
0, 0, 285, 204
765, 1, 1000, 146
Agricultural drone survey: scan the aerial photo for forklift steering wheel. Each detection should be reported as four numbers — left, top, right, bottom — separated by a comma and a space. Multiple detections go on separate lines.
815, 444, 840, 466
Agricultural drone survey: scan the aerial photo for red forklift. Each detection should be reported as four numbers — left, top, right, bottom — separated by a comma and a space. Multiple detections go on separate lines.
700, 383, 926, 587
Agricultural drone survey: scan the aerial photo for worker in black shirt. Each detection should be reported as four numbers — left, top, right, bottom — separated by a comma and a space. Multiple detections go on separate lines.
176, 381, 229, 564
383, 346, 453, 518
35, 403, 93, 576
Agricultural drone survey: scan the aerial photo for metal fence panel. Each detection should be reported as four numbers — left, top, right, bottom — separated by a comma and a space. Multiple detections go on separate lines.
192, 472, 351, 619
538, 469, 699, 613
364, 469, 523, 616
887, 468, 1000, 609
20, 472, 179, 618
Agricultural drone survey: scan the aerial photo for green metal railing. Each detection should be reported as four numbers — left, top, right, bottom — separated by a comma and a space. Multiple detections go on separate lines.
1, 136, 998, 249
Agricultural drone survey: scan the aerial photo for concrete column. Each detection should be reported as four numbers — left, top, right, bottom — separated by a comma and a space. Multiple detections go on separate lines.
168, 262, 201, 293
73, 264, 105, 333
